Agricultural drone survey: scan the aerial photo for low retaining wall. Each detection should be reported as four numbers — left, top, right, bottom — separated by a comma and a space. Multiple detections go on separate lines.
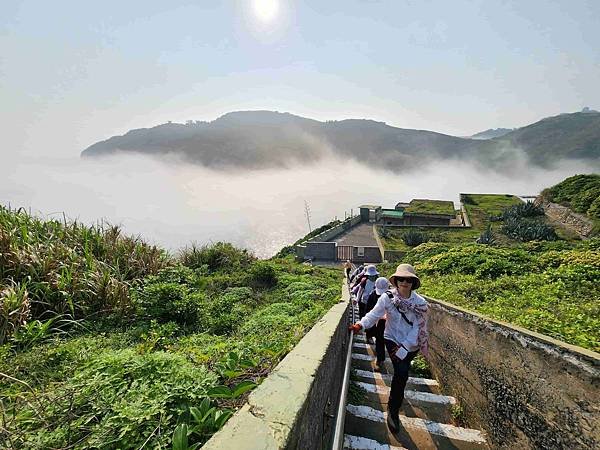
352, 246, 382, 263
383, 250, 405, 263
308, 216, 362, 243
425, 296, 600, 450
203, 284, 350, 450
304, 242, 336, 260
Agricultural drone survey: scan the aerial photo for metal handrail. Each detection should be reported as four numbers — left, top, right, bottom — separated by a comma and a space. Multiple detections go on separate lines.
331, 281, 356, 450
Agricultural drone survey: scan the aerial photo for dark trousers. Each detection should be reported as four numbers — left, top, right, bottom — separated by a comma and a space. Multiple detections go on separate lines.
366, 319, 386, 363
358, 302, 367, 319
384, 339, 418, 414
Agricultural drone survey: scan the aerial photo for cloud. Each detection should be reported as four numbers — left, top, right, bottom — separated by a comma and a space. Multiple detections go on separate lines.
1, 152, 594, 257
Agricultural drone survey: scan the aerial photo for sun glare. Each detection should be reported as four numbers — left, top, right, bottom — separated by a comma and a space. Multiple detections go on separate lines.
253, 0, 279, 23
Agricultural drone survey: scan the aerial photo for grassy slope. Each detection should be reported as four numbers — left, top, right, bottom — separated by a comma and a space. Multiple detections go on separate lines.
376, 191, 600, 352
380, 194, 522, 252
0, 207, 341, 449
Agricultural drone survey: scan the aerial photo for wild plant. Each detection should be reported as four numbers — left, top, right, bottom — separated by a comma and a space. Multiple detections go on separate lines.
402, 229, 428, 247
0, 282, 30, 344
173, 398, 234, 449
476, 224, 496, 245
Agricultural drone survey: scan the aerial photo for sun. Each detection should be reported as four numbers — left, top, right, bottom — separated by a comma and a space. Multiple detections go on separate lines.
253, 0, 279, 23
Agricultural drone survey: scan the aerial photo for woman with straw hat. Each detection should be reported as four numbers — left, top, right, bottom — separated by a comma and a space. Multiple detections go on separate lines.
349, 263, 429, 434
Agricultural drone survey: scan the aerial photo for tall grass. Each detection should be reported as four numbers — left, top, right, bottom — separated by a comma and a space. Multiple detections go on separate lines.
0, 205, 171, 343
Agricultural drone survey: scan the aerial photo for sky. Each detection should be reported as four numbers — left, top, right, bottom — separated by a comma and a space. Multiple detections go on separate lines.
2, 0, 600, 158
1, 1, 599, 255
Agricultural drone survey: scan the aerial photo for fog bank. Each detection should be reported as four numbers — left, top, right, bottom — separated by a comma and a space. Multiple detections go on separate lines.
1, 153, 595, 258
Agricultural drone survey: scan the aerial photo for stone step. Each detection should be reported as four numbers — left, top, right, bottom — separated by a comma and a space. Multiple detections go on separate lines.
350, 380, 453, 424
345, 404, 488, 450
350, 348, 426, 379
354, 381, 456, 405
344, 434, 407, 450
353, 369, 439, 389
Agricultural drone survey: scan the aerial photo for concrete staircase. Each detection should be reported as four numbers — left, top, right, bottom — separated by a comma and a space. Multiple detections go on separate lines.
343, 330, 489, 449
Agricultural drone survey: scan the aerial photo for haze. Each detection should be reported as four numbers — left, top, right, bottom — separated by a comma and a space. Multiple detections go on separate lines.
2, 152, 591, 257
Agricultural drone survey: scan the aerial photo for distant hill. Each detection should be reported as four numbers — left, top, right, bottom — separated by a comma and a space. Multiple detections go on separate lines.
470, 128, 514, 140
82, 110, 600, 171
493, 111, 600, 165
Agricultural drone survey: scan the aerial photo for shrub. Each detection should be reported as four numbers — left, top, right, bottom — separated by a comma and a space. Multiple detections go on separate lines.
418, 245, 533, 279
135, 282, 199, 325
502, 217, 557, 242
179, 242, 254, 272
588, 195, 600, 219
476, 224, 496, 245
0, 282, 30, 344
248, 261, 278, 288
10, 349, 218, 449
402, 229, 428, 247
501, 201, 545, 220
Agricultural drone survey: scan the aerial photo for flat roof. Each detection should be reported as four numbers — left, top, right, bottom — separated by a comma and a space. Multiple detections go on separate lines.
404, 199, 455, 216
382, 209, 404, 218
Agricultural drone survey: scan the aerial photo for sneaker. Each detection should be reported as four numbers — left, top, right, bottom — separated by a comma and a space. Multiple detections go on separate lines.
386, 409, 400, 434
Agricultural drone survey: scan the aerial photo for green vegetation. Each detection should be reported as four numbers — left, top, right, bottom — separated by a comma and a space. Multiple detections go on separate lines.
542, 174, 600, 227
377, 239, 600, 351
402, 229, 428, 247
377, 179, 600, 352
404, 199, 455, 216
0, 206, 341, 449
461, 193, 523, 228
378, 226, 480, 253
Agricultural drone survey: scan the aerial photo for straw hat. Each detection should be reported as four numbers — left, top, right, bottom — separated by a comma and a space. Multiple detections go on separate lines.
389, 263, 420, 290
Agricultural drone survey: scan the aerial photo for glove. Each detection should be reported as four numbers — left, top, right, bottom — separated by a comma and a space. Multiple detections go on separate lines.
349, 323, 362, 333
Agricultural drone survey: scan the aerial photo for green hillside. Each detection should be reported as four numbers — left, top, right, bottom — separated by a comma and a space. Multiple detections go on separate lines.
377, 178, 600, 352
542, 174, 600, 219
495, 112, 600, 165
0, 206, 341, 449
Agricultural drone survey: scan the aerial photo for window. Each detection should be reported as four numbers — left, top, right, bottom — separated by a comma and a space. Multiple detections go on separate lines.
357, 247, 365, 257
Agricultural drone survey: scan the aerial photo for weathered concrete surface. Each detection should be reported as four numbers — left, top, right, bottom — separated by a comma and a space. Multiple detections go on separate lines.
425, 296, 600, 450
334, 223, 380, 247
304, 241, 336, 260
203, 283, 350, 450
536, 197, 595, 238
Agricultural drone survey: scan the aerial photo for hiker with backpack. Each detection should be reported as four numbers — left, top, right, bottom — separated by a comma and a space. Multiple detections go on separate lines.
352, 264, 379, 322
349, 263, 429, 435
348, 264, 364, 287
363, 277, 390, 371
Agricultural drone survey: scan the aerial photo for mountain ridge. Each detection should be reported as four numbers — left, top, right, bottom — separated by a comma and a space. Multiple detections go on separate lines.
82, 110, 600, 171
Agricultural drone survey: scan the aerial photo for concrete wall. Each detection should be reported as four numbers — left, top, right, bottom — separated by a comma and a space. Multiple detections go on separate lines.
404, 215, 452, 226
203, 285, 351, 450
307, 216, 362, 244
383, 250, 405, 263
351, 246, 382, 263
425, 296, 600, 450
304, 242, 336, 260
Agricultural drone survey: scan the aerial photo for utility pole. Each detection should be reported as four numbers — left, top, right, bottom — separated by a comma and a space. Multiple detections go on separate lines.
304, 200, 312, 233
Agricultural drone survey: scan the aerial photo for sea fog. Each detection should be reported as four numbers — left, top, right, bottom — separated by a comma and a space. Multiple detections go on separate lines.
2, 153, 594, 258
